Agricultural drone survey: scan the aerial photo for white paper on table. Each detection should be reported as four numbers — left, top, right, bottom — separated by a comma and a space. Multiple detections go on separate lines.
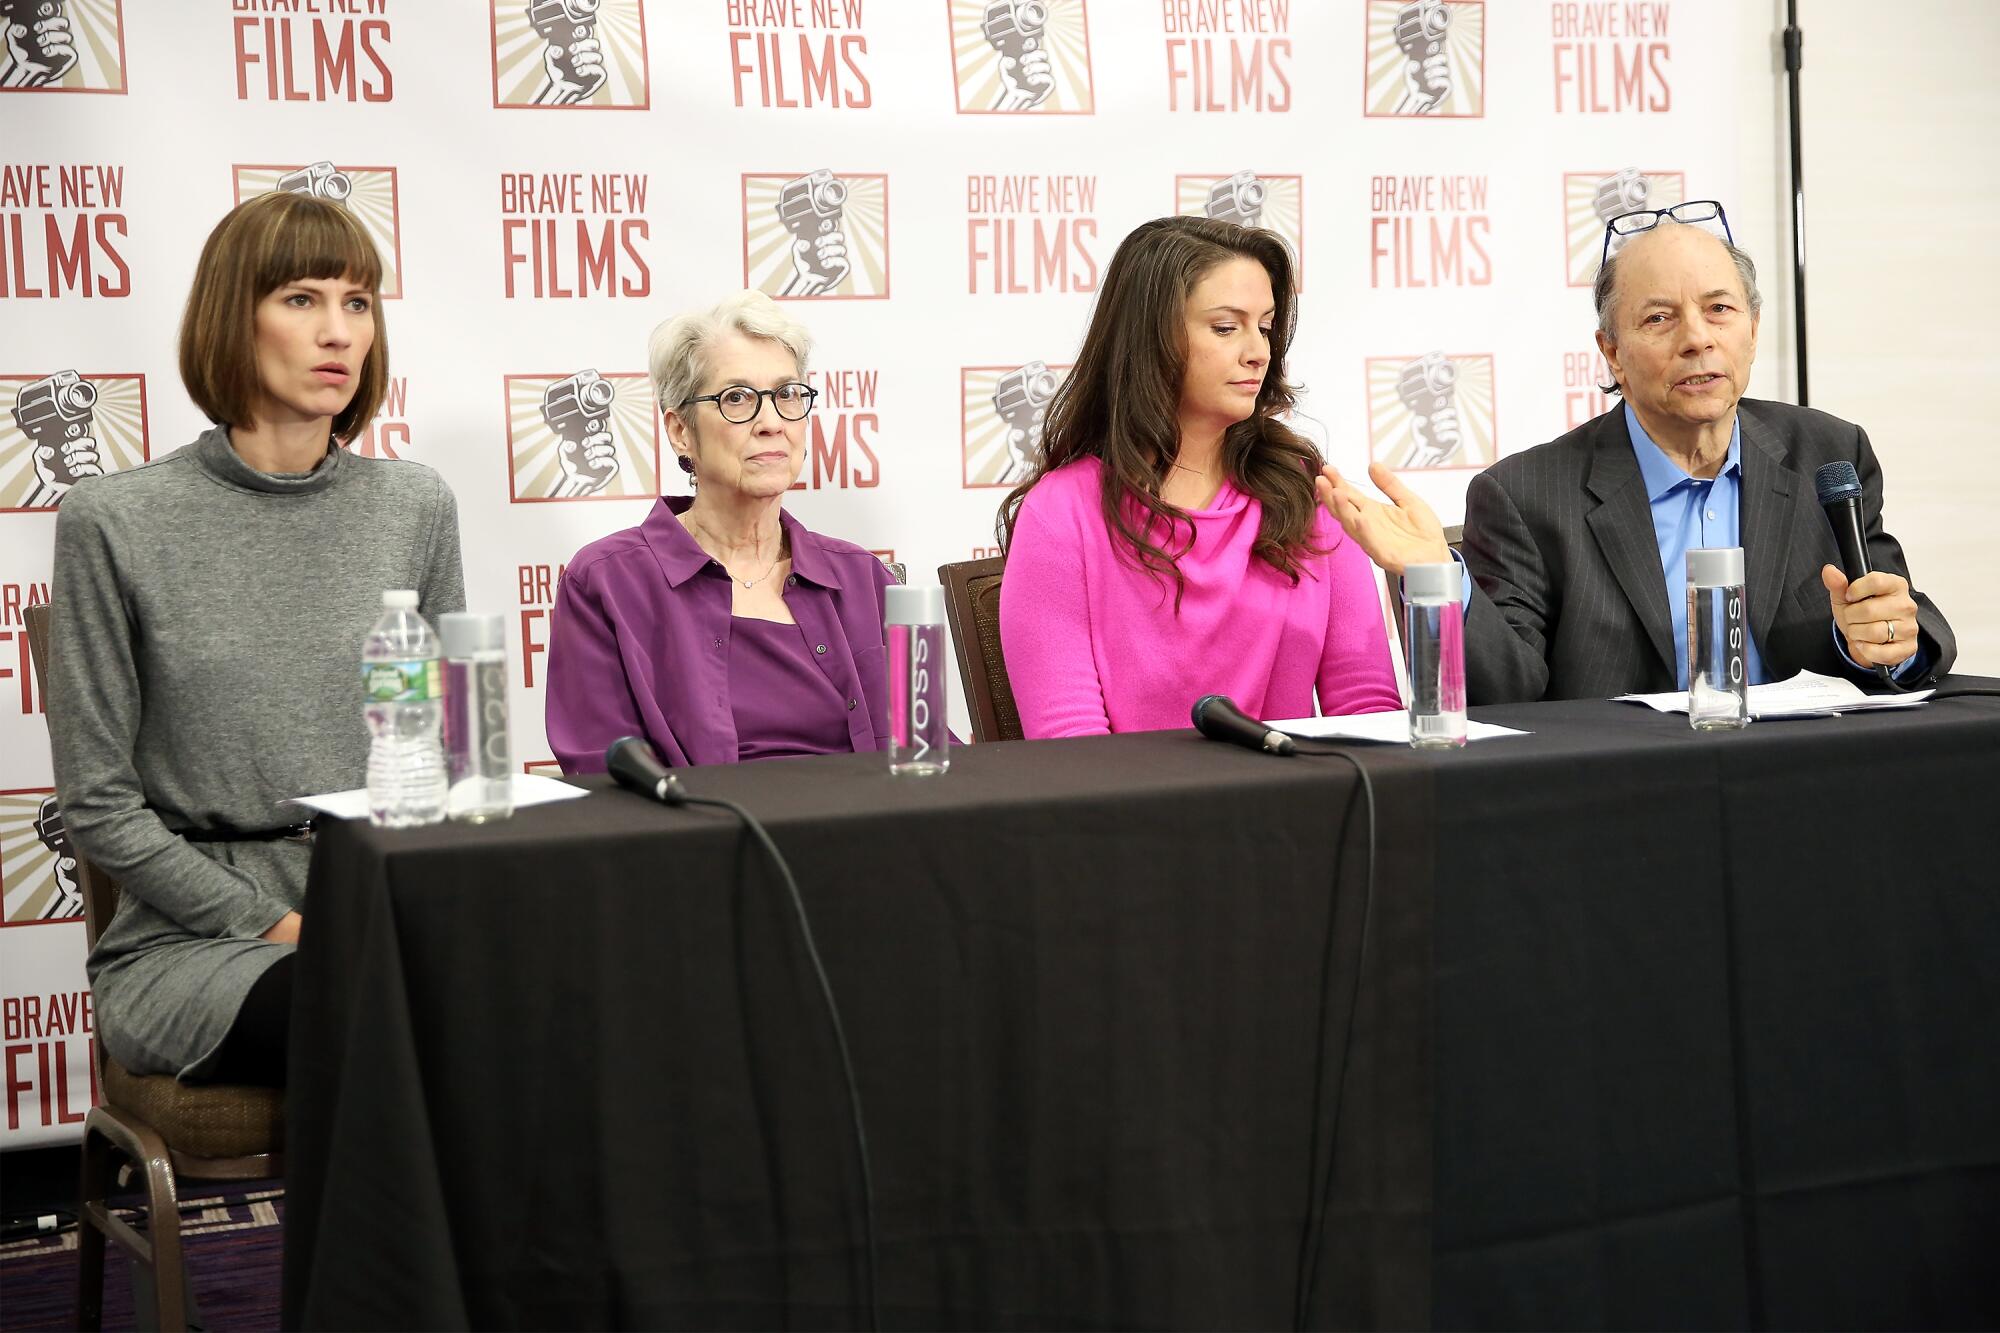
1614, 669, 1934, 719
286, 772, 589, 821
1267, 709, 1531, 744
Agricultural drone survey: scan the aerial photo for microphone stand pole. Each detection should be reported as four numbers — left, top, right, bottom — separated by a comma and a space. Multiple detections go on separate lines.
1784, 0, 1809, 406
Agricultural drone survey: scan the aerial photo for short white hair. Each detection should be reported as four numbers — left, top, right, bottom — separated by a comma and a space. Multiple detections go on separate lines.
647, 290, 813, 415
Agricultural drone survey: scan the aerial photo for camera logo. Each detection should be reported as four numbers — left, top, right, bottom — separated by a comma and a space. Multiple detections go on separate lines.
1366, 352, 1496, 471
743, 170, 889, 300
1, 791, 83, 925
235, 162, 404, 299
1364, 0, 1483, 118
1, 370, 146, 512
961, 361, 1069, 488
1565, 169, 1684, 286
0, 0, 124, 93
505, 370, 658, 503
1176, 171, 1304, 289
491, 0, 649, 109
948, 0, 1094, 114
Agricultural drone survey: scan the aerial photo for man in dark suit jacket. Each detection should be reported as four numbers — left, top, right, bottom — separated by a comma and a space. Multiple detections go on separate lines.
1318, 221, 1954, 702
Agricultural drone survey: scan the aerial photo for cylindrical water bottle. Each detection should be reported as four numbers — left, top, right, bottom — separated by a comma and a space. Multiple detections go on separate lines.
1687, 547, 1750, 731
363, 590, 447, 827
886, 585, 950, 777
439, 612, 513, 823
1404, 562, 1467, 749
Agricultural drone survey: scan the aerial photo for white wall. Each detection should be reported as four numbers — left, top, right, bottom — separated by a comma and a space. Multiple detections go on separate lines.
1736, 0, 1999, 673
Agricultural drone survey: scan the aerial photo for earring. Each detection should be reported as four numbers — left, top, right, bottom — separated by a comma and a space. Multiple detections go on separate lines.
676, 453, 695, 475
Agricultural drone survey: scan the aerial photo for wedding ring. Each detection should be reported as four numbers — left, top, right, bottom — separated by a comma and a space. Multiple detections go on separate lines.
1886, 620, 1897, 643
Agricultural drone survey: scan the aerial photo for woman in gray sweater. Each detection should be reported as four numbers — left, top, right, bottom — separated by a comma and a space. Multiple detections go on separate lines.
48, 191, 465, 1084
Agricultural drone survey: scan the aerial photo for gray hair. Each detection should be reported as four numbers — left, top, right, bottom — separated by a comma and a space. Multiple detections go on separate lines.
1594, 233, 1762, 346
648, 290, 813, 415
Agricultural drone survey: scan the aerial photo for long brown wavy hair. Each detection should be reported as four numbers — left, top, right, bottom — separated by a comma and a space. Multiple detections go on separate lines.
998, 215, 1323, 604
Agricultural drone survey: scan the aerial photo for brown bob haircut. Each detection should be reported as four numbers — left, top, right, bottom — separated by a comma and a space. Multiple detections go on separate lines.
1000, 214, 1321, 606
178, 191, 388, 444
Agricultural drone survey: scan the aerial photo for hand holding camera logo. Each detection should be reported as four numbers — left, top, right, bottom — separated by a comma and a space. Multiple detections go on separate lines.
0, 0, 79, 87
13, 370, 102, 505
1593, 169, 1652, 225
541, 370, 620, 498
31, 796, 82, 921
527, 0, 608, 105
1394, 0, 1453, 114
982, 0, 1055, 110
776, 170, 853, 297
1394, 352, 1463, 468
992, 360, 1059, 480
1205, 171, 1267, 228
275, 161, 354, 203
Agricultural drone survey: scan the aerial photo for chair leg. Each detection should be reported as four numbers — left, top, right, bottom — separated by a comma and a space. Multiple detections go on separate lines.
75, 1117, 113, 1331
137, 1141, 189, 1333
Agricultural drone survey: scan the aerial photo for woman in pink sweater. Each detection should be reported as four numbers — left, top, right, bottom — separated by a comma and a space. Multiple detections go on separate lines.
998, 216, 1402, 737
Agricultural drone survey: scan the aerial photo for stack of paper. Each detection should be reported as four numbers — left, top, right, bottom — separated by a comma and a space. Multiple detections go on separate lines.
1267, 710, 1530, 743
287, 772, 589, 821
1615, 670, 1933, 719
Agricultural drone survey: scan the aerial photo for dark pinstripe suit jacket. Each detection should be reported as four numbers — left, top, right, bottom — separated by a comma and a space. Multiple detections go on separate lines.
1461, 398, 1956, 704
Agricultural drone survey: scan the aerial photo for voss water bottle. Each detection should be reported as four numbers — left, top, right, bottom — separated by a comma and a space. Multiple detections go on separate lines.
1404, 562, 1467, 748
886, 586, 950, 777
439, 612, 514, 823
1687, 547, 1750, 730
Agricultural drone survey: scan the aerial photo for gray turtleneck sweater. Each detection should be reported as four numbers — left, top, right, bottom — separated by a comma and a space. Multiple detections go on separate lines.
48, 425, 464, 1079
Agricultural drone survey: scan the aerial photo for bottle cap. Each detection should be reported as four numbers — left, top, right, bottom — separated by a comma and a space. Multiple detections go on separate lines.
381, 589, 418, 609
439, 613, 506, 657
1686, 547, 1745, 588
885, 584, 946, 626
1403, 562, 1459, 605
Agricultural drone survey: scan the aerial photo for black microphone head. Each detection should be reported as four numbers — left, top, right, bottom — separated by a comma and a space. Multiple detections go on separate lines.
606, 735, 676, 802
1814, 460, 1862, 506
1191, 694, 1230, 729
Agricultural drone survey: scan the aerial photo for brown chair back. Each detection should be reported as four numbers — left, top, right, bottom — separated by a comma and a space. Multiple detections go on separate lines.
22, 604, 123, 950
936, 556, 1023, 743
1386, 524, 1466, 649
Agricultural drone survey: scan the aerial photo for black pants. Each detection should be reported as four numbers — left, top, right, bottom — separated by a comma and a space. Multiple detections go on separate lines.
201, 952, 294, 1087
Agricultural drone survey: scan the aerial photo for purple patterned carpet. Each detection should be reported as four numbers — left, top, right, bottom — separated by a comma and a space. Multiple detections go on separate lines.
0, 1188, 283, 1332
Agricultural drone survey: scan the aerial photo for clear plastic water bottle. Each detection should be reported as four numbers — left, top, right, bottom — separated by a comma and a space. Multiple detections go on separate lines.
439, 613, 513, 823
1687, 547, 1750, 731
886, 585, 950, 777
1404, 562, 1467, 749
363, 590, 447, 827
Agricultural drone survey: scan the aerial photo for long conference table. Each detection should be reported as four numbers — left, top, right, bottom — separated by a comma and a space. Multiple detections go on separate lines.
280, 688, 2000, 1331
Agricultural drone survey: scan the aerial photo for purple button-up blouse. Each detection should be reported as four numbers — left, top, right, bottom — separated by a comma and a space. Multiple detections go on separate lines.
546, 497, 895, 772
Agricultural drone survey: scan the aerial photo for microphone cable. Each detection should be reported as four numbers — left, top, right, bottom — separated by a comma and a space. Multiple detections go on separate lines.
671, 788, 881, 1332
1281, 740, 1379, 1333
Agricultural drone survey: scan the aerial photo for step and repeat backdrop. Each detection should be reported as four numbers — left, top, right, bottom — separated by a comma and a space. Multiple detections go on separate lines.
1, 0, 1737, 1147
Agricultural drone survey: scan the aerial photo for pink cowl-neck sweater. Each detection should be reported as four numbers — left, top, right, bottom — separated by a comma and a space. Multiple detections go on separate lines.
999, 457, 1402, 737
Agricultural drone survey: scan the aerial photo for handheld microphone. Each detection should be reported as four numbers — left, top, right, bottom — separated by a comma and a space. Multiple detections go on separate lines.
605, 736, 686, 805
1814, 461, 1904, 690
1191, 695, 1297, 757
1814, 461, 1872, 582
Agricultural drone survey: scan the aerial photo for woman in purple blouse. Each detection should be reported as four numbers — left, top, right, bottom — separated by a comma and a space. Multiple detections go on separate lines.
546, 292, 896, 770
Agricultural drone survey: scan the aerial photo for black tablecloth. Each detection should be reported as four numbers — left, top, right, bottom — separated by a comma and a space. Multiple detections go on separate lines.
284, 730, 1436, 1331
1432, 689, 2000, 1329
283, 686, 2000, 1331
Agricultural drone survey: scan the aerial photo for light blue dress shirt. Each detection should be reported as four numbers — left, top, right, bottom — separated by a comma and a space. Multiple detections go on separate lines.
1623, 404, 1767, 690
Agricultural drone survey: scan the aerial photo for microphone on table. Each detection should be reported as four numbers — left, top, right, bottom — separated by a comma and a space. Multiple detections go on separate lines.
601, 732, 882, 1327
606, 736, 688, 805
1191, 695, 1297, 757
1814, 460, 1901, 691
